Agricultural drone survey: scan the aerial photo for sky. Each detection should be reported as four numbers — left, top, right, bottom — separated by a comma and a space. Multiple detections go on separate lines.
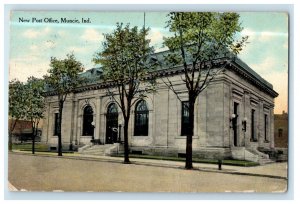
9, 11, 288, 114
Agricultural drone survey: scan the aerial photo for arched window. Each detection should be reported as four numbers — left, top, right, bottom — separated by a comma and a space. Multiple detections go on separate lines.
106, 103, 118, 144
82, 105, 94, 136
107, 103, 118, 114
134, 100, 149, 136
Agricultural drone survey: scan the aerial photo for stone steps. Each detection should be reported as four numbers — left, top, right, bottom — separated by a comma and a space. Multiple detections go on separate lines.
277, 154, 288, 162
231, 147, 275, 165
255, 150, 275, 165
259, 158, 274, 165
80, 144, 114, 156
82, 149, 105, 154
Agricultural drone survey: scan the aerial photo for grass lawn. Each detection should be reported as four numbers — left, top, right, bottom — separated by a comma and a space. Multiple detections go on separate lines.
12, 143, 49, 152
114, 154, 259, 167
12, 143, 75, 153
11, 143, 259, 167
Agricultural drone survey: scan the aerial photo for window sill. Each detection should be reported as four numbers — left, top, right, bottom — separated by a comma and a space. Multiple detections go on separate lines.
264, 140, 270, 143
250, 139, 258, 142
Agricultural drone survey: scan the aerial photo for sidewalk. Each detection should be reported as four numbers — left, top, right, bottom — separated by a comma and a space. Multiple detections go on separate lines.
10, 151, 288, 180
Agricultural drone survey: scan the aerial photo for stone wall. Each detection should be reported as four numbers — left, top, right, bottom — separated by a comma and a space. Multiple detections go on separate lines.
41, 65, 277, 159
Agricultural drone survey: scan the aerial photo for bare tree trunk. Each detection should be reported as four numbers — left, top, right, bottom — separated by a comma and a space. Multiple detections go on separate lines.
58, 99, 64, 156
123, 117, 131, 164
8, 133, 13, 152
185, 95, 195, 169
31, 122, 35, 154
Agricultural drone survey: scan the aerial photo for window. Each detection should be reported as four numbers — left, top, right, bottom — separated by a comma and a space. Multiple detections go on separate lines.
54, 113, 59, 135
278, 128, 283, 137
181, 101, 190, 136
82, 105, 94, 136
233, 102, 239, 146
134, 100, 149, 136
108, 103, 118, 114
264, 114, 268, 141
106, 103, 118, 143
251, 109, 257, 141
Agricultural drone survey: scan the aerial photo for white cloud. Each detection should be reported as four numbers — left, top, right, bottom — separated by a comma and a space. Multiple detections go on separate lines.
264, 71, 288, 114
23, 29, 40, 38
249, 56, 278, 75
148, 29, 170, 52
68, 46, 87, 53
148, 29, 163, 45
283, 41, 288, 49
241, 28, 288, 42
44, 40, 56, 49
248, 57, 288, 114
257, 31, 273, 42
236, 28, 258, 57
9, 58, 49, 82
81, 28, 104, 42
57, 30, 67, 37
23, 27, 52, 39
29, 45, 38, 51
241, 28, 257, 39
258, 31, 288, 42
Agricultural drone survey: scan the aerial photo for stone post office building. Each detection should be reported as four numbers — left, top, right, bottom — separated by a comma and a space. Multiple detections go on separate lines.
41, 52, 278, 163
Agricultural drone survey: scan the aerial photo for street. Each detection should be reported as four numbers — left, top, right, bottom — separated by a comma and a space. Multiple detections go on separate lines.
8, 153, 287, 192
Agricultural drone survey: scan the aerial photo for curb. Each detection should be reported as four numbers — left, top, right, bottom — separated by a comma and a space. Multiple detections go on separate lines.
9, 151, 287, 180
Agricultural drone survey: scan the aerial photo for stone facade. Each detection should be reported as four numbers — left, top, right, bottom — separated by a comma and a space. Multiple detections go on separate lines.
41, 56, 278, 161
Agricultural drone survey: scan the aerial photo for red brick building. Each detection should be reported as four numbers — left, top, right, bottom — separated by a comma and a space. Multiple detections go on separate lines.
8, 119, 43, 142
274, 111, 288, 148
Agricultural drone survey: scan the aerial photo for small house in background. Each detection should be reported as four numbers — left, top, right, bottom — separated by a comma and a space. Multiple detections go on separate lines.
9, 119, 43, 143
274, 111, 288, 148
273, 111, 288, 162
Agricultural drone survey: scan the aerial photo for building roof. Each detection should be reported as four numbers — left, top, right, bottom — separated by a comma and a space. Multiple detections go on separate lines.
45, 48, 278, 98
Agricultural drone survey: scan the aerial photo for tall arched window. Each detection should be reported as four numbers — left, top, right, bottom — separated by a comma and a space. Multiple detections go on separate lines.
106, 103, 118, 144
82, 105, 94, 136
134, 100, 149, 136
107, 103, 118, 115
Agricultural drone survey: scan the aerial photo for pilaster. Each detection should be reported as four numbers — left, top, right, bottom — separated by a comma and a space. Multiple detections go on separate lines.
95, 97, 101, 140
258, 99, 264, 146
73, 100, 79, 145
244, 90, 251, 147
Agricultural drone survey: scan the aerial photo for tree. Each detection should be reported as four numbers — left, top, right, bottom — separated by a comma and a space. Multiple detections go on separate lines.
93, 23, 156, 163
24, 77, 45, 154
163, 12, 248, 169
44, 53, 84, 156
8, 80, 27, 151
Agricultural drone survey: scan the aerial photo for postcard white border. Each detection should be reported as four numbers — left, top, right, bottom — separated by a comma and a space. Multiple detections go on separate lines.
2, 2, 297, 202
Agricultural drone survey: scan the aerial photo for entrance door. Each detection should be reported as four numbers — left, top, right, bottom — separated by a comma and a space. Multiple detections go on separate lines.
233, 102, 239, 146
106, 103, 118, 144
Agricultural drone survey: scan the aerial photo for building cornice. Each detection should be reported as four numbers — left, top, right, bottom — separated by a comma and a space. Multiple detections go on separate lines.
44, 57, 279, 99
